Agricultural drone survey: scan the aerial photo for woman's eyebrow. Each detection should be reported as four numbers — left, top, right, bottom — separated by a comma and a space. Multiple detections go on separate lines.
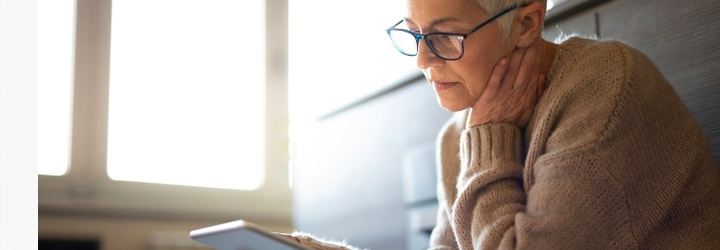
403, 16, 461, 28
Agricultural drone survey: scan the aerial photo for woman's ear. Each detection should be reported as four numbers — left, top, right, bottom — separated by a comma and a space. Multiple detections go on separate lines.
515, 2, 545, 48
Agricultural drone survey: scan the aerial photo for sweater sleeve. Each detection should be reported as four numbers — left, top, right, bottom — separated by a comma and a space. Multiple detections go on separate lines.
452, 123, 528, 250
428, 183, 460, 250
429, 111, 466, 250
454, 122, 638, 250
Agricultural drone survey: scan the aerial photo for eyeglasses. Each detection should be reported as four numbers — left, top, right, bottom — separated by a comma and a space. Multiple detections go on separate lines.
386, 5, 520, 61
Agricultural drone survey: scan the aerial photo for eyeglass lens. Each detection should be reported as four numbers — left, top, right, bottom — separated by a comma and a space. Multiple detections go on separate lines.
388, 30, 464, 59
427, 34, 463, 59
388, 30, 419, 56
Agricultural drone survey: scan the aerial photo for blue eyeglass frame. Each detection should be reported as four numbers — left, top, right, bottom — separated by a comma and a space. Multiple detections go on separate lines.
386, 4, 520, 61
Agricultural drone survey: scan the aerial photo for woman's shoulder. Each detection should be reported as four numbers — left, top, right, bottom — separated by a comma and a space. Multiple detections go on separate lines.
554, 36, 655, 74
553, 36, 672, 93
548, 36, 663, 96
537, 36, 688, 150
557, 36, 634, 54
556, 36, 632, 68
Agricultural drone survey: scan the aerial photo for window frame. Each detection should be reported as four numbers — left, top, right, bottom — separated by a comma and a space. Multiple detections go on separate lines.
38, 0, 291, 223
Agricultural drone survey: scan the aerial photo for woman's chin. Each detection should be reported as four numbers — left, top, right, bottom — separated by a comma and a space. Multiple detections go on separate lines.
436, 97, 468, 112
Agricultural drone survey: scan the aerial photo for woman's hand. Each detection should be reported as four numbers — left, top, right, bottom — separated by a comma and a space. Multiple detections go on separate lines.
466, 39, 545, 129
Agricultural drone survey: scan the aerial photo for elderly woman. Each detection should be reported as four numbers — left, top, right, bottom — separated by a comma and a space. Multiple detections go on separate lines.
281, 0, 720, 249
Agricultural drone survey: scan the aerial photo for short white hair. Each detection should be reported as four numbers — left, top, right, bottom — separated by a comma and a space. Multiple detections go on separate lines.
470, 0, 547, 43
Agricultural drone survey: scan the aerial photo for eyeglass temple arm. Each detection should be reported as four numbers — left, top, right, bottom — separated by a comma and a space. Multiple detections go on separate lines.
387, 19, 404, 30
468, 4, 521, 34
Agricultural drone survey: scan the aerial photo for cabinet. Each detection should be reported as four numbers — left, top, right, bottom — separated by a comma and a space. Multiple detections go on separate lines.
291, 76, 451, 250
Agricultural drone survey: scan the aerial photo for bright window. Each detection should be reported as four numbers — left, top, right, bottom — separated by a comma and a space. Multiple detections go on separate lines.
288, 0, 418, 120
38, 0, 75, 176
107, 0, 266, 190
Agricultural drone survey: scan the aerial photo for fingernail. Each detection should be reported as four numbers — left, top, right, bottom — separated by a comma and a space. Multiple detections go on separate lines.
500, 58, 507, 65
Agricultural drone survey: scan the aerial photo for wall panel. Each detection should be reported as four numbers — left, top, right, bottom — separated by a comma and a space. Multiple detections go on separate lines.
598, 0, 720, 165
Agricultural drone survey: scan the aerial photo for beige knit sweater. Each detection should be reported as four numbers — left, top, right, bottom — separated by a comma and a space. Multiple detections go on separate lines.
290, 37, 720, 250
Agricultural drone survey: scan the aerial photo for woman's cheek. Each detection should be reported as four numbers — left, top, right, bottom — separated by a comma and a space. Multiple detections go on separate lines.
465, 64, 493, 99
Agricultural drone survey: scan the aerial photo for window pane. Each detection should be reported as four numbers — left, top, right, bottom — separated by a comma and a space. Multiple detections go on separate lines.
38, 0, 74, 176
108, 0, 265, 190
288, 0, 417, 119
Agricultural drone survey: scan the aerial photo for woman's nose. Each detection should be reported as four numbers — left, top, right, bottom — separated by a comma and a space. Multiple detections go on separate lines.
416, 40, 444, 70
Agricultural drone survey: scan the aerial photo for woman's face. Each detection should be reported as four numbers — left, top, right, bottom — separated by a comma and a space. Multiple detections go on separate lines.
404, 0, 515, 112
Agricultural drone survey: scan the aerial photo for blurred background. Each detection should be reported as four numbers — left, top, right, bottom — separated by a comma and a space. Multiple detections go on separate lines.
38, 0, 720, 249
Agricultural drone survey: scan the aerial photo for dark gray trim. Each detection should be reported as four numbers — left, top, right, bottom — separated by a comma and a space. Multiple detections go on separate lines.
317, 71, 425, 121
546, 0, 610, 24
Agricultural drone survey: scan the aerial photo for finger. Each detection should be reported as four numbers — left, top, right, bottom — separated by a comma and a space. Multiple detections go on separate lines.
523, 73, 543, 111
514, 40, 540, 90
517, 77, 542, 127
505, 46, 526, 89
523, 74, 545, 122
479, 57, 508, 104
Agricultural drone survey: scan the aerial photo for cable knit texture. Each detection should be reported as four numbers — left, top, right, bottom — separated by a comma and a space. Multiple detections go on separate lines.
289, 37, 720, 250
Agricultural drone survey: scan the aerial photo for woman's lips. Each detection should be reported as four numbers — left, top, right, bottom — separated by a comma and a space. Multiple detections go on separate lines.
432, 81, 458, 91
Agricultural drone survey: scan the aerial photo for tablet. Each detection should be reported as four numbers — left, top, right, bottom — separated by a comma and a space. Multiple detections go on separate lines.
190, 220, 313, 250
